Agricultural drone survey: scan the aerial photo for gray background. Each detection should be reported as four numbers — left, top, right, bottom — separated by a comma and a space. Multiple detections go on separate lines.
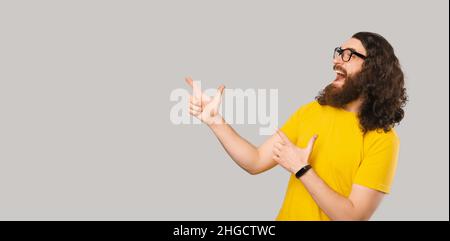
0, 0, 448, 220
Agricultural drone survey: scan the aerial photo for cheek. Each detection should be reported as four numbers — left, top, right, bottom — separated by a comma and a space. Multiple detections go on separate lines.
347, 63, 363, 76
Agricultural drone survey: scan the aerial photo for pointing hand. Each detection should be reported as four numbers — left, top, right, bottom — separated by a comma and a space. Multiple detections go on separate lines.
185, 76, 225, 125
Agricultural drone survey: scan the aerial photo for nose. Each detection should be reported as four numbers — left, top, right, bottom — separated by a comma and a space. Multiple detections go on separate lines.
333, 55, 343, 65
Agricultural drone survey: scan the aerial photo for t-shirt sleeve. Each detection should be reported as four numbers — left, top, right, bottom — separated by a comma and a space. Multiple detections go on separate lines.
353, 130, 400, 194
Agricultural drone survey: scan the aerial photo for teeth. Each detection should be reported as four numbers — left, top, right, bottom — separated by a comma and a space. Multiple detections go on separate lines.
334, 70, 345, 75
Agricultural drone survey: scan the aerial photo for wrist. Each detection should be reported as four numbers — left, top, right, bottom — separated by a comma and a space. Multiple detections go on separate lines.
295, 164, 312, 179
292, 162, 309, 174
208, 115, 225, 129
299, 167, 314, 182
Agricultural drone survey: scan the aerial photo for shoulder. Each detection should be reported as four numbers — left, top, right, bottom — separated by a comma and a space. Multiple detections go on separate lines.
294, 100, 321, 116
364, 128, 400, 152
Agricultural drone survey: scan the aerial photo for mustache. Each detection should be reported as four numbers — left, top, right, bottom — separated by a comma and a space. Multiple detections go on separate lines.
333, 65, 347, 76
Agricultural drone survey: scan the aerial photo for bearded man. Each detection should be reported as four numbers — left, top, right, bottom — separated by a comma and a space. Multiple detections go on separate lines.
185, 32, 408, 221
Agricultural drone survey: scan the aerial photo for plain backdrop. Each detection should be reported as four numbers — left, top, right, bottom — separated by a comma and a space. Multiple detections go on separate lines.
0, 0, 448, 220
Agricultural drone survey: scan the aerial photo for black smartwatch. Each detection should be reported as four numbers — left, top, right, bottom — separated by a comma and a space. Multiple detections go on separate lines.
295, 164, 312, 179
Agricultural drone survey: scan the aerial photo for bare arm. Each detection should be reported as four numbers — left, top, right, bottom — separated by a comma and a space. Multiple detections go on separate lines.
208, 117, 281, 175
185, 77, 280, 175
300, 170, 384, 220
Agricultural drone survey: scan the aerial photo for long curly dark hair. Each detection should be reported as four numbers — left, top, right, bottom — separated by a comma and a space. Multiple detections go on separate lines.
318, 32, 408, 133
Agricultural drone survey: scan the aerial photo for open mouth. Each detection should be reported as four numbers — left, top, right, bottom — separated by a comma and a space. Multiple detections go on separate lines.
333, 69, 346, 84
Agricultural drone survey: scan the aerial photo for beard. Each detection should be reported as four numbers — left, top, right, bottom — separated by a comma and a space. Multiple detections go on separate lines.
316, 70, 364, 108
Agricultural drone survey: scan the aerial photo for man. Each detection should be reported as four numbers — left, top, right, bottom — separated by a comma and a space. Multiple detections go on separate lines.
185, 32, 407, 221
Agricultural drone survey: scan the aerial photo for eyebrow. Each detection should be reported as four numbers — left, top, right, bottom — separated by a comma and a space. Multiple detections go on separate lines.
341, 46, 358, 52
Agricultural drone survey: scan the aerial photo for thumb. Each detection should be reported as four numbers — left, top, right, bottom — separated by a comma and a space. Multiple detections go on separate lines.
306, 134, 318, 152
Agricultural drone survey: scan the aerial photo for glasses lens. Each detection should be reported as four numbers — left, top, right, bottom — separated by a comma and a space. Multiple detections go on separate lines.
333, 47, 340, 60
342, 49, 352, 62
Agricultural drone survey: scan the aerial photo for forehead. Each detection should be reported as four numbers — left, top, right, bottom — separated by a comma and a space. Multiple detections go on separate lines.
341, 38, 366, 55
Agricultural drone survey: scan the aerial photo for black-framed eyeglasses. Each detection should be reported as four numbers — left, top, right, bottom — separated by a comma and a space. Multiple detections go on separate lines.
333, 47, 367, 62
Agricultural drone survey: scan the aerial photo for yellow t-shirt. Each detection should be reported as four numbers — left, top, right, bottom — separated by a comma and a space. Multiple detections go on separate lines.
276, 100, 400, 221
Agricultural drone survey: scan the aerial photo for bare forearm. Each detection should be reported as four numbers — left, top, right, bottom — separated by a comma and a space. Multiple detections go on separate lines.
299, 169, 362, 221
208, 117, 260, 174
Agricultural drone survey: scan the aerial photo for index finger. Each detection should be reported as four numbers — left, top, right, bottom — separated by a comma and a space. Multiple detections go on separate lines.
185, 76, 194, 88
276, 129, 290, 144
185, 76, 202, 101
192, 80, 202, 101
